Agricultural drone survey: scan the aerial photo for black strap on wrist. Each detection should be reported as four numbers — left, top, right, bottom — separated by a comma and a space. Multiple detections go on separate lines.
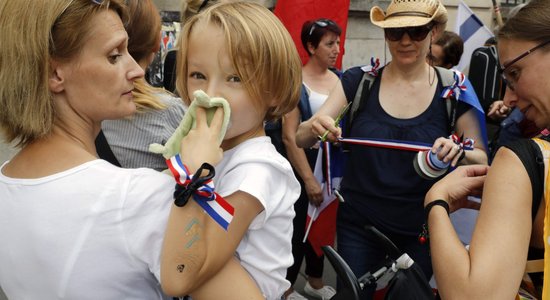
424, 199, 450, 221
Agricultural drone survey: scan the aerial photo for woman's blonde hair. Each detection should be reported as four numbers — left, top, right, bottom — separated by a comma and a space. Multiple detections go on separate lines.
176, 1, 302, 121
125, 0, 169, 111
0, 0, 126, 147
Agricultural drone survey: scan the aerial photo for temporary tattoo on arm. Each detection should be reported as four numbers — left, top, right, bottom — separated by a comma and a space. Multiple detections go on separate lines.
184, 217, 202, 249
177, 264, 185, 273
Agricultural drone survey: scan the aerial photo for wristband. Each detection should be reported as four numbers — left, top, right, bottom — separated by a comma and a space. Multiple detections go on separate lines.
419, 199, 449, 245
424, 199, 450, 220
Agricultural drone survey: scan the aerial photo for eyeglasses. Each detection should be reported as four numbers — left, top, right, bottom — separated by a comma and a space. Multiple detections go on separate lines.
309, 19, 336, 36
499, 40, 550, 91
384, 24, 434, 42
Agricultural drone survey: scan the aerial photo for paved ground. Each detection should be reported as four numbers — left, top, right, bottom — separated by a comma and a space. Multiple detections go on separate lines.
0, 140, 337, 300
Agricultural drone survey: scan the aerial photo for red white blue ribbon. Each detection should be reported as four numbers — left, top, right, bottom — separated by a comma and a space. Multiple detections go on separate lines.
322, 141, 332, 195
166, 154, 234, 230
449, 134, 475, 151
441, 70, 467, 100
338, 137, 432, 152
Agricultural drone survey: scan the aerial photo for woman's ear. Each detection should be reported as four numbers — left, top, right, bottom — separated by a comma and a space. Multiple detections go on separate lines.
307, 42, 315, 56
49, 60, 65, 93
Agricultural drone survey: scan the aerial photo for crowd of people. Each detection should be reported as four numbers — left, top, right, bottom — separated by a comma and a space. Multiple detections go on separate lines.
1, 0, 549, 299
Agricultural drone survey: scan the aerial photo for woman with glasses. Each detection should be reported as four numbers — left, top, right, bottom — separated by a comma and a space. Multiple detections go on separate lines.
281, 18, 341, 300
425, 0, 550, 298
0, 0, 262, 298
296, 0, 487, 298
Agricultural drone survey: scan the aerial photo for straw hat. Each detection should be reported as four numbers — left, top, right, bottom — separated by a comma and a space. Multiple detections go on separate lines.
370, 0, 448, 28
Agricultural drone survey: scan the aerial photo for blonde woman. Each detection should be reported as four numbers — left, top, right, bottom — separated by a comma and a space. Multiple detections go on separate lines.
99, 0, 186, 171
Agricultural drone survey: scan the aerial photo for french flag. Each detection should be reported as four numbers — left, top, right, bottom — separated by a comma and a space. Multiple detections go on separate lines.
304, 142, 345, 257
454, 1, 494, 71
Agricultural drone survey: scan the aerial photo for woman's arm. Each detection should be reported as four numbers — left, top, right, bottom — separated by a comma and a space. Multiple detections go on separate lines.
282, 108, 323, 206
455, 108, 488, 165
426, 148, 532, 299
295, 81, 348, 148
431, 108, 488, 167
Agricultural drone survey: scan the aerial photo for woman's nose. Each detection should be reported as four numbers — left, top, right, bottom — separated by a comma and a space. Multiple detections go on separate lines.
502, 86, 518, 108
127, 56, 145, 81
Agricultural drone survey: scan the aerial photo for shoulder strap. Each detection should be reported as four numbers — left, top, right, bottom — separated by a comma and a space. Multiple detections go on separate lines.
95, 130, 122, 167
298, 83, 313, 121
435, 66, 458, 133
345, 71, 376, 136
525, 138, 550, 276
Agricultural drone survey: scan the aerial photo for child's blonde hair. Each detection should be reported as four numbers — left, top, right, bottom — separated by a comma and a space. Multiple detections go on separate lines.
176, 1, 302, 121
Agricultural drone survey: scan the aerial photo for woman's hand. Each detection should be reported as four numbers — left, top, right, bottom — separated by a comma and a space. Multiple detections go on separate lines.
487, 100, 511, 121
425, 164, 489, 212
304, 177, 323, 207
431, 136, 465, 167
311, 114, 341, 143
180, 106, 224, 172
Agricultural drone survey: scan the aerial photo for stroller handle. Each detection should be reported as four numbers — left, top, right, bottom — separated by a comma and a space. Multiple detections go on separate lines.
364, 225, 401, 259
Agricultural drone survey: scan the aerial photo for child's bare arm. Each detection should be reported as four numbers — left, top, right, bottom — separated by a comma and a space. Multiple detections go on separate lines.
190, 257, 264, 300
161, 190, 263, 296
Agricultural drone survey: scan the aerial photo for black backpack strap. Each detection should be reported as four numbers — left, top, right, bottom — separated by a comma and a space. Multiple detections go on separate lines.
95, 130, 121, 167
435, 66, 459, 134
343, 70, 376, 138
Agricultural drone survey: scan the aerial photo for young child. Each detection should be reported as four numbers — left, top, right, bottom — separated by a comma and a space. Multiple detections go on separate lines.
160, 2, 302, 300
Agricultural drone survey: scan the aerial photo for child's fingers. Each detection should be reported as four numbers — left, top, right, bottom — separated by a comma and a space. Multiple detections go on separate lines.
209, 107, 225, 134
194, 106, 207, 129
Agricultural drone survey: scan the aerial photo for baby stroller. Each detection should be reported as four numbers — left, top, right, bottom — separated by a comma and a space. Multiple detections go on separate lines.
322, 225, 437, 300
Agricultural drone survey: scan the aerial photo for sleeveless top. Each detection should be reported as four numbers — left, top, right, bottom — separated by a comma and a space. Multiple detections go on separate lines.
339, 67, 468, 235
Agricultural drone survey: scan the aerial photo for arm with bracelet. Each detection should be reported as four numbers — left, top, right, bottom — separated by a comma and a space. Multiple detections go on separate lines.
423, 158, 534, 299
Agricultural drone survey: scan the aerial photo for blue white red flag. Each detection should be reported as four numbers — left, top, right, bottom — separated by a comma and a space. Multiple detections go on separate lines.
454, 1, 494, 71
304, 142, 345, 257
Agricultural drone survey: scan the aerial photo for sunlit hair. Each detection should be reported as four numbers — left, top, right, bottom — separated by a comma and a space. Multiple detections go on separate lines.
0, 0, 126, 147
497, 0, 550, 47
176, 1, 302, 121
301, 19, 342, 57
125, 0, 169, 111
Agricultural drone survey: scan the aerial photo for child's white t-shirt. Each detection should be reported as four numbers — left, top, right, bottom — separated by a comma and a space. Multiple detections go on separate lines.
215, 136, 300, 300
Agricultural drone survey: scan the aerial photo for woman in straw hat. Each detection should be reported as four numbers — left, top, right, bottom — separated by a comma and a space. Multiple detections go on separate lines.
296, 0, 487, 298
425, 0, 550, 298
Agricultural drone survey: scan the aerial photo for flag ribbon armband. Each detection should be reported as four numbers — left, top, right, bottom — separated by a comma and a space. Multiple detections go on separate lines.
166, 154, 234, 230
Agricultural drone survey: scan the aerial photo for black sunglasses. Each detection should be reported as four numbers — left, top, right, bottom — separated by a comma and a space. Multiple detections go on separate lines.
309, 19, 336, 36
499, 40, 550, 91
384, 24, 434, 42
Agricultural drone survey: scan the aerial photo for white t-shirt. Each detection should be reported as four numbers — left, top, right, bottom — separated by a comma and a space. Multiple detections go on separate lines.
215, 137, 300, 300
0, 160, 174, 300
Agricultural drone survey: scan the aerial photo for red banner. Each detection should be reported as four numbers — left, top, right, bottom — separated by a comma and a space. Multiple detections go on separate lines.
274, 0, 350, 69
